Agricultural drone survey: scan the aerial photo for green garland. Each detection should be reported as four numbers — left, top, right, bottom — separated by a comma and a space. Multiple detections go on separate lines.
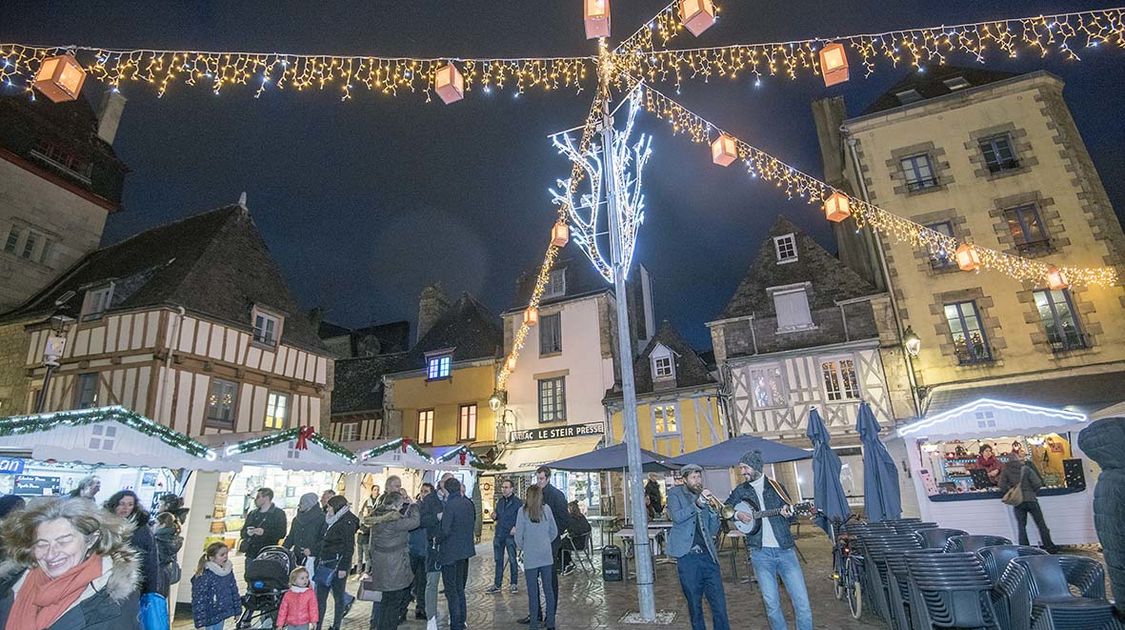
0, 405, 213, 459
229, 427, 356, 462
437, 445, 506, 471
358, 437, 433, 461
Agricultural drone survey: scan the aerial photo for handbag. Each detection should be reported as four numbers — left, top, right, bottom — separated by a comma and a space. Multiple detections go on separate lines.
314, 556, 339, 588
1002, 466, 1029, 506
357, 579, 382, 602
163, 560, 182, 586
138, 592, 170, 630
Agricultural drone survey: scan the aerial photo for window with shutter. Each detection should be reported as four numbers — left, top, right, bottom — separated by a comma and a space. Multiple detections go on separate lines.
770, 285, 815, 332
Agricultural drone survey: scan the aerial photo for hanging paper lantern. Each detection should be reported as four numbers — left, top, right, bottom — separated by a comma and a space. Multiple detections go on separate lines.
584, 0, 611, 39
524, 306, 539, 326
551, 221, 570, 247
954, 244, 981, 272
711, 133, 737, 167
679, 0, 716, 36
33, 54, 87, 103
434, 63, 464, 104
505, 355, 517, 372
1046, 266, 1068, 290
818, 42, 849, 87
823, 191, 851, 223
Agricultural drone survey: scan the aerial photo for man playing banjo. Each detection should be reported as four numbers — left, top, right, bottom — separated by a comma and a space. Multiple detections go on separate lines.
707, 449, 813, 630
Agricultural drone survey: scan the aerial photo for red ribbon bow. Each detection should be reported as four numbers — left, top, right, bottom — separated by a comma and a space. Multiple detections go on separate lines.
295, 426, 315, 450
402, 437, 412, 453
459, 451, 467, 466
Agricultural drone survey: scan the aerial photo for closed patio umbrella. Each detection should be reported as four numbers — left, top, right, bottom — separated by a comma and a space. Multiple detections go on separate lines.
856, 401, 901, 522
806, 407, 851, 534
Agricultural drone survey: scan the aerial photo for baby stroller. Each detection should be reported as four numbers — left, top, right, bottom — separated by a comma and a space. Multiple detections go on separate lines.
237, 545, 293, 629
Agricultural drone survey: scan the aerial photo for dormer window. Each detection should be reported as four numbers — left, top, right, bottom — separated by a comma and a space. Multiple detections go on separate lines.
252, 306, 284, 347
543, 268, 566, 298
426, 352, 452, 380
774, 234, 798, 264
653, 355, 674, 379
942, 76, 970, 91
80, 283, 114, 321
895, 89, 923, 104
769, 283, 816, 333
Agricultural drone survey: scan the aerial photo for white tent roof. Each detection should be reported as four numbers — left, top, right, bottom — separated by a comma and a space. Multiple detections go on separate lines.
0, 406, 226, 471
201, 429, 357, 473
896, 398, 1088, 440
350, 438, 435, 470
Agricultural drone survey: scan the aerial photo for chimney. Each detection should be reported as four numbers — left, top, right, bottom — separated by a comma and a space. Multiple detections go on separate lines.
416, 283, 451, 343
96, 91, 127, 145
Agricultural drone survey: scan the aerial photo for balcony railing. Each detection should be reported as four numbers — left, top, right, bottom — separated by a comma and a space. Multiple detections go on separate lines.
987, 158, 1021, 173
1048, 332, 1091, 353
905, 177, 940, 192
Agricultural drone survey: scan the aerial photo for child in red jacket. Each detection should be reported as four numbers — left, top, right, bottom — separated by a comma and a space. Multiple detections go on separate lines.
276, 567, 319, 630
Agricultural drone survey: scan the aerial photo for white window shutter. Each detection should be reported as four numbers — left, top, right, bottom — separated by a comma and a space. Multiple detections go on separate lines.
774, 289, 813, 331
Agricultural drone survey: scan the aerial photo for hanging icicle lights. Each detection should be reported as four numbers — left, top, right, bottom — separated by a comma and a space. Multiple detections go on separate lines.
638, 83, 1119, 289
4, 7, 1124, 99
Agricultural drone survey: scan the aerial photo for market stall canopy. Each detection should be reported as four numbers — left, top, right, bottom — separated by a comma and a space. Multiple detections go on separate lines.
201, 428, 356, 472
547, 442, 678, 473
1091, 401, 1125, 421
897, 398, 1088, 439
922, 371, 1124, 417
351, 438, 433, 470
0, 406, 226, 471
431, 444, 504, 472
493, 436, 603, 474
671, 435, 811, 469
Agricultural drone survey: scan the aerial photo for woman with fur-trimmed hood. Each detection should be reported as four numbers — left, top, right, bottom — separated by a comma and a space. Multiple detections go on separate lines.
366, 491, 420, 630
0, 496, 141, 629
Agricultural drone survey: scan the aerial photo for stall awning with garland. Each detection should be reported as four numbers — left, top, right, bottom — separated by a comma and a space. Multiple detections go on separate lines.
203, 427, 357, 473
353, 438, 437, 470
432, 444, 505, 471
896, 398, 1088, 440
0, 405, 224, 471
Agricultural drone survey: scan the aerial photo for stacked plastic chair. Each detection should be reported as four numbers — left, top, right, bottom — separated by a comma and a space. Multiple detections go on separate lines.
884, 547, 942, 629
915, 527, 969, 550
947, 534, 1012, 553
1006, 555, 1119, 630
978, 545, 1049, 629
855, 529, 924, 627
903, 550, 1002, 629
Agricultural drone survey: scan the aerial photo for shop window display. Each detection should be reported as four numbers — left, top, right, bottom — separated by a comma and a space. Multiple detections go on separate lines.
917, 432, 1084, 499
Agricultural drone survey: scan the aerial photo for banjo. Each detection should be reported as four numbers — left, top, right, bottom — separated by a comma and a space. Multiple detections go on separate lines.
731, 500, 816, 536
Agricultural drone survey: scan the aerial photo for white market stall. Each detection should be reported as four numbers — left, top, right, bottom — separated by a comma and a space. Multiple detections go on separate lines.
347, 438, 440, 500
432, 444, 505, 521
886, 398, 1099, 545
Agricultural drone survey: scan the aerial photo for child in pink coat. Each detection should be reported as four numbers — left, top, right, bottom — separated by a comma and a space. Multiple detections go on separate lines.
276, 567, 319, 630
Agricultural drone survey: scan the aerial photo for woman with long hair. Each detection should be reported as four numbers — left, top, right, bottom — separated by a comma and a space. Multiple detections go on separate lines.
190, 541, 241, 630
153, 511, 184, 597
514, 485, 558, 630
104, 489, 163, 596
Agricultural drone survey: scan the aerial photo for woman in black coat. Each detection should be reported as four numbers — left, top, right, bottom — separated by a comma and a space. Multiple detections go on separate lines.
316, 495, 359, 630
1079, 417, 1125, 615
284, 492, 327, 568
104, 490, 162, 596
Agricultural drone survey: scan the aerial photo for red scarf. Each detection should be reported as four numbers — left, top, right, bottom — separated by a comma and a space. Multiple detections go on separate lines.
9, 555, 103, 630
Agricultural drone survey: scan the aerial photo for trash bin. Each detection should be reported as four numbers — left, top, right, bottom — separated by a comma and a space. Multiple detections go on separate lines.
602, 544, 623, 581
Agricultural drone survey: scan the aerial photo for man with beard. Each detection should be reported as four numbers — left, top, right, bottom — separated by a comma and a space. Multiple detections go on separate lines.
721, 450, 812, 630
668, 464, 729, 630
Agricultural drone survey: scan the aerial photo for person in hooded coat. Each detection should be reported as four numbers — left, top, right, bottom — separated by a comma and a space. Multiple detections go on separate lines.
367, 491, 421, 630
285, 492, 327, 570
104, 490, 163, 597
1079, 417, 1125, 615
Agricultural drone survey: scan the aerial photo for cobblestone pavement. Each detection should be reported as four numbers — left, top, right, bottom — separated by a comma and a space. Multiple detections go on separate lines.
174, 529, 886, 629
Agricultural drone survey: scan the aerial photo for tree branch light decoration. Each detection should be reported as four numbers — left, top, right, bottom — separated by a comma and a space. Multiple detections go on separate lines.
550, 88, 651, 284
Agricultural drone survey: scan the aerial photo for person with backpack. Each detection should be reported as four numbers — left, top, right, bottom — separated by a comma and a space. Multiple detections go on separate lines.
154, 512, 184, 598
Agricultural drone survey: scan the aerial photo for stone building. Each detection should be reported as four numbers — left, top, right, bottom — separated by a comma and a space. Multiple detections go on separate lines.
814, 66, 1125, 418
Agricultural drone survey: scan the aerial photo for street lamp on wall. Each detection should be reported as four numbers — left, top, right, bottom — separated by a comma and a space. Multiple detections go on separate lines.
903, 326, 922, 358
488, 389, 506, 412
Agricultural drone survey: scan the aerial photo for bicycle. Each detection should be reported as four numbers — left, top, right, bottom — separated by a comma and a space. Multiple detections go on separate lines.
829, 513, 863, 619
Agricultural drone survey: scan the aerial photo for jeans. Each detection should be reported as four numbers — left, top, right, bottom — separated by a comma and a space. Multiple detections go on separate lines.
370, 586, 412, 630
525, 565, 557, 630
1014, 500, 1056, 549
676, 550, 730, 630
549, 539, 561, 606
357, 541, 370, 572
315, 573, 353, 630
494, 535, 519, 587
441, 559, 470, 630
410, 553, 428, 612
425, 570, 440, 621
750, 546, 813, 630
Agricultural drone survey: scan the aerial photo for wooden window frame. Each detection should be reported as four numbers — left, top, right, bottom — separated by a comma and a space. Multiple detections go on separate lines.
820, 357, 861, 402
417, 409, 435, 445
943, 301, 993, 365
205, 377, 239, 429
537, 376, 567, 424
458, 404, 478, 442
264, 391, 290, 430
773, 233, 798, 264
251, 306, 284, 349
539, 312, 563, 356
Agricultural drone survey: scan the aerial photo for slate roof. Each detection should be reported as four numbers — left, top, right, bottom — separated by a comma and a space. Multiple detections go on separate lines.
923, 371, 1125, 417
860, 65, 1021, 115
716, 216, 878, 320
398, 293, 502, 371
1, 204, 326, 353
319, 320, 411, 356
332, 352, 410, 414
509, 251, 613, 311
633, 321, 716, 394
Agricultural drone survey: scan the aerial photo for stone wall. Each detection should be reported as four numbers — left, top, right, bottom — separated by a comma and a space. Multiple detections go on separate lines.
0, 319, 33, 415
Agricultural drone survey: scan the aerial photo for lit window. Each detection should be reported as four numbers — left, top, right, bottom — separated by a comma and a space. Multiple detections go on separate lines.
417, 410, 435, 444
543, 268, 567, 298
3, 226, 19, 254
426, 354, 452, 380
538, 376, 566, 423
652, 354, 674, 379
1005, 204, 1050, 252
252, 308, 282, 347
264, 392, 289, 430
925, 221, 957, 269
774, 234, 797, 263
979, 135, 1020, 173
821, 358, 860, 401
539, 313, 562, 355
206, 378, 238, 427
459, 404, 478, 441
80, 284, 114, 321
750, 366, 786, 408
339, 422, 359, 442
901, 154, 938, 191
74, 373, 99, 409
771, 285, 815, 332
1034, 289, 1087, 352
944, 301, 992, 364
655, 405, 678, 435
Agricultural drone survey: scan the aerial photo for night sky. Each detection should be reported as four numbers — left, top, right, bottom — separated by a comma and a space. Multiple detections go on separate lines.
6, 1, 1125, 349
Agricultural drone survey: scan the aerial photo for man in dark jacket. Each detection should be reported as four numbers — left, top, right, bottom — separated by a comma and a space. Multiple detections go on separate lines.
437, 477, 476, 630
240, 487, 288, 579
1079, 417, 1125, 615
724, 450, 812, 630
420, 473, 453, 627
409, 483, 435, 620
488, 478, 523, 593
997, 459, 1058, 552
520, 466, 570, 625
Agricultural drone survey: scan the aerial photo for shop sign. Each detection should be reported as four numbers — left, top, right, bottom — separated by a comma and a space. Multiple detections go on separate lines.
0, 457, 25, 475
509, 421, 604, 443
14, 474, 62, 496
